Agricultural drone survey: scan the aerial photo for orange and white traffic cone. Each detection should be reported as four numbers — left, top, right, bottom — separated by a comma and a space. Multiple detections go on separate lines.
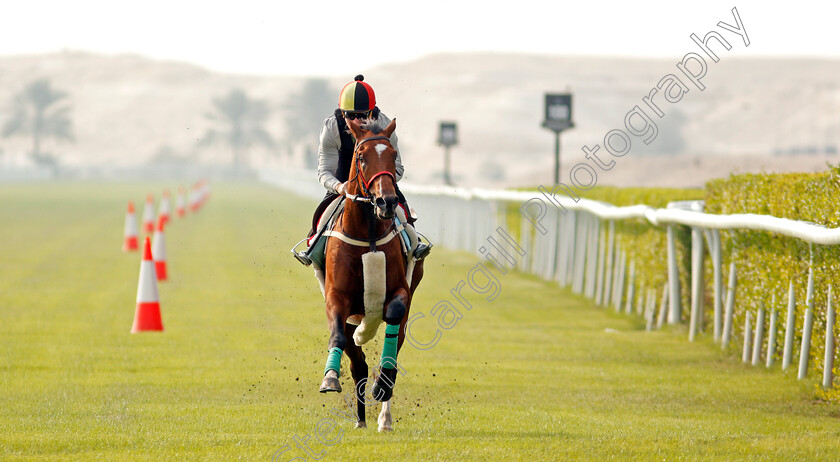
131, 237, 163, 333
175, 187, 186, 218
123, 201, 139, 251
158, 190, 171, 226
189, 183, 200, 212
152, 217, 168, 281
142, 194, 155, 233
190, 180, 210, 212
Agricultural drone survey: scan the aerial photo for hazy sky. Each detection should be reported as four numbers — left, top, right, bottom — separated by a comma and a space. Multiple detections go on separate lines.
0, 1, 834, 76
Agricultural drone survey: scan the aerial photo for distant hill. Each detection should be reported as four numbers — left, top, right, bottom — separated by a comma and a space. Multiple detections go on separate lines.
1, 50, 838, 187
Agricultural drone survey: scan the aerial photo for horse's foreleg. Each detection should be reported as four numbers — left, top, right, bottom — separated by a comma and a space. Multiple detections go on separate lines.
371, 289, 407, 402
320, 297, 349, 393
377, 399, 393, 432
343, 323, 369, 428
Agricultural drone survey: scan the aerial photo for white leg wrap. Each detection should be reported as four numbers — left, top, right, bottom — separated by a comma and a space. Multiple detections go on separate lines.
353, 251, 386, 346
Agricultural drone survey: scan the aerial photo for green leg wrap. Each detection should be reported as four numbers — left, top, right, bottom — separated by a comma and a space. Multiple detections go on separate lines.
380, 324, 400, 369
324, 347, 342, 376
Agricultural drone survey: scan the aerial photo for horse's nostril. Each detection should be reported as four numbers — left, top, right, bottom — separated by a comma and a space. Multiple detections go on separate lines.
374, 196, 398, 218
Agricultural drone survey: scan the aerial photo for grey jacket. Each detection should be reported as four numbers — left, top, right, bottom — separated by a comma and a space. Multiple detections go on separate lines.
317, 112, 404, 194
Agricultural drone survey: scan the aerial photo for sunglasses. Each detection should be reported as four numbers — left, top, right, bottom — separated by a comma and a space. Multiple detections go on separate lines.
343, 111, 370, 120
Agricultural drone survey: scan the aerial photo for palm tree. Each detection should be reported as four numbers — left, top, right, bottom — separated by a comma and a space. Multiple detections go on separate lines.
200, 88, 275, 173
284, 79, 335, 150
2, 78, 74, 167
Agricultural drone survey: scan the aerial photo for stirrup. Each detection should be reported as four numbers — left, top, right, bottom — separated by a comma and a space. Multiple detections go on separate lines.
413, 242, 431, 260
291, 238, 313, 266
413, 230, 432, 260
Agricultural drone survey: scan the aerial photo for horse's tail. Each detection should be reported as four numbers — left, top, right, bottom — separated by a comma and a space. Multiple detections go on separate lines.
353, 251, 386, 346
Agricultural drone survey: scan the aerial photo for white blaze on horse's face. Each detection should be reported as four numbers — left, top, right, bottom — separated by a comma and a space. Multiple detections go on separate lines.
375, 143, 387, 159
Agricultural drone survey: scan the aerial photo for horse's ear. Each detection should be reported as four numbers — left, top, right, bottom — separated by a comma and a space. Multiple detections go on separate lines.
346, 116, 363, 139
383, 118, 396, 138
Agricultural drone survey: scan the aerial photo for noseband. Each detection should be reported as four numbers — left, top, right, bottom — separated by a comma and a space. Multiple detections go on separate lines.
352, 135, 397, 201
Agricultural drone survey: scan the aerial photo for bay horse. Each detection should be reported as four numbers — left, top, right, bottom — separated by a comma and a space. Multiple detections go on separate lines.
319, 117, 424, 432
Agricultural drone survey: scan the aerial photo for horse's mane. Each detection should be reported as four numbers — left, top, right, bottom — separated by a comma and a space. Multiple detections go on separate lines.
361, 114, 391, 135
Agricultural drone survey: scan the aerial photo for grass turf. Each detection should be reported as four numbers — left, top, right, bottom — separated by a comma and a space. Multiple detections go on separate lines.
0, 181, 838, 461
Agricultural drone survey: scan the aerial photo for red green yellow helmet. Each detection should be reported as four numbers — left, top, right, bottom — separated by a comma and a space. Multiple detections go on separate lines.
339, 75, 376, 112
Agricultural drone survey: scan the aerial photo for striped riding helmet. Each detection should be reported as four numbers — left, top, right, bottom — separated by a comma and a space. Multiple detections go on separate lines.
338, 75, 376, 112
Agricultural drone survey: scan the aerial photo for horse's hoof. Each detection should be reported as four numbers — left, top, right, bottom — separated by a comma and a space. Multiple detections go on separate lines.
319, 370, 341, 393
371, 368, 397, 402
355, 421, 367, 429
378, 423, 393, 433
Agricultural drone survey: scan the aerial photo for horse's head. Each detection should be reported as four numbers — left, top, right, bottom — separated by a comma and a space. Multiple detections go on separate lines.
347, 118, 399, 220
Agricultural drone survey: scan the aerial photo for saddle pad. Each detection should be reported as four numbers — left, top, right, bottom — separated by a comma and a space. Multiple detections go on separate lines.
308, 197, 345, 270
310, 198, 417, 270
308, 197, 346, 247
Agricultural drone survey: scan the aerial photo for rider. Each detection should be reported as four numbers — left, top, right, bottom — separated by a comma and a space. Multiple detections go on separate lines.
294, 75, 430, 280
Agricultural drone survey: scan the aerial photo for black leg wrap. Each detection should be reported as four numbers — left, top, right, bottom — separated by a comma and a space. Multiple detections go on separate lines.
383, 298, 406, 325
371, 367, 398, 402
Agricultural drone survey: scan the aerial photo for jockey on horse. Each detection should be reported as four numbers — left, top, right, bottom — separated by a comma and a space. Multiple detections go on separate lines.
293, 75, 430, 288
291, 75, 430, 430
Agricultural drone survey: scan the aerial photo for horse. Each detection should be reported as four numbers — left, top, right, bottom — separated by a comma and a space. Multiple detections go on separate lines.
318, 117, 425, 432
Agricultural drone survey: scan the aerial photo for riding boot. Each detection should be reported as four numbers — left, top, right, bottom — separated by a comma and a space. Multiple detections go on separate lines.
404, 208, 430, 260
294, 192, 340, 267
314, 267, 326, 298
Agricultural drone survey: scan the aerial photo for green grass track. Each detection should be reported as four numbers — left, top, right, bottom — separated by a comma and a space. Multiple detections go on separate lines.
0, 181, 838, 461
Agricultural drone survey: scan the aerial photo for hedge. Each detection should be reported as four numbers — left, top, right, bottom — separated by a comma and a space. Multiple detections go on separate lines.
705, 167, 840, 399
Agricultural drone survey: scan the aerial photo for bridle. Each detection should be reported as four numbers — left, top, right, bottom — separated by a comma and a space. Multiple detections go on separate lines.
343, 134, 399, 252
346, 135, 397, 203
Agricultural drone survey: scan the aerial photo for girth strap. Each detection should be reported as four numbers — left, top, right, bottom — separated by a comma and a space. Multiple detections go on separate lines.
322, 223, 405, 248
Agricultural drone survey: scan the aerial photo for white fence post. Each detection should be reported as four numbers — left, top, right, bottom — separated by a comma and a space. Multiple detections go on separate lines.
722, 262, 737, 349
602, 221, 615, 306
585, 215, 600, 299
572, 212, 587, 294
783, 280, 797, 370
743, 311, 752, 363
824, 286, 836, 388
543, 207, 559, 281
625, 260, 636, 314
595, 223, 607, 306
614, 251, 627, 312
689, 225, 705, 341
565, 211, 579, 288
657, 284, 669, 329
667, 225, 682, 324
711, 230, 723, 342
611, 243, 622, 309
767, 295, 778, 368
752, 304, 765, 366
798, 265, 816, 380
518, 211, 532, 272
